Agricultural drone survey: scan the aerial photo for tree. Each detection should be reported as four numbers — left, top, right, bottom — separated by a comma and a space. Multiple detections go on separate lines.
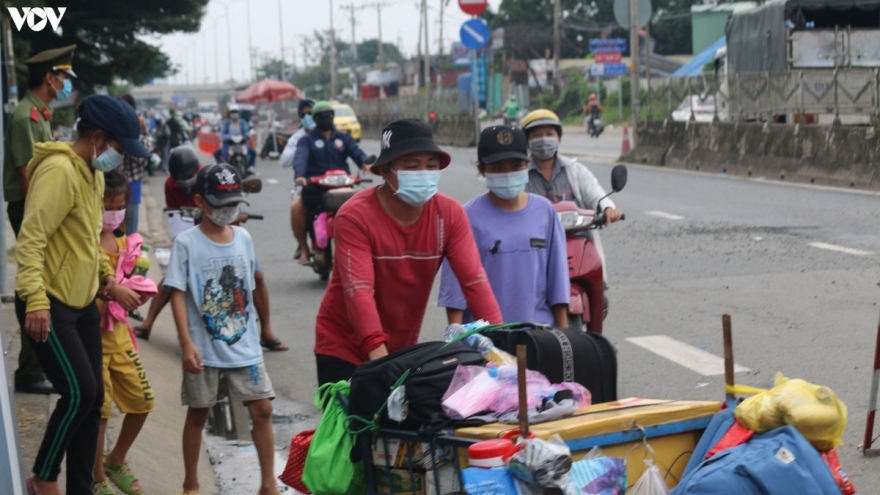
6, 0, 209, 94
356, 39, 403, 66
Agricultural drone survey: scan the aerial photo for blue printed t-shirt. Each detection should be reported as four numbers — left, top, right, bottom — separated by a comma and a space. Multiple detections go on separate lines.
164, 226, 262, 368
438, 193, 570, 325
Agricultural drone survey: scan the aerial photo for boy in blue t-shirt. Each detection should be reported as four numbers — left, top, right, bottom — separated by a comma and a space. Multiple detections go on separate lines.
165, 163, 280, 495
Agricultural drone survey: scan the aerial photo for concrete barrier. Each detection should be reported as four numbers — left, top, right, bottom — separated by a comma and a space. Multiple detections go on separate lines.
624, 120, 880, 189
359, 115, 477, 148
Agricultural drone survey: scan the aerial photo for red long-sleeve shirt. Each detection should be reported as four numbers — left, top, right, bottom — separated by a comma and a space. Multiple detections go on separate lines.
314, 187, 502, 365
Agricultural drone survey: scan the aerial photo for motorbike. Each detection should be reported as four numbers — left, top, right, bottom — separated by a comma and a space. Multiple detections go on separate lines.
555, 165, 626, 334
586, 114, 604, 138
223, 135, 250, 177
260, 131, 291, 159
302, 169, 372, 281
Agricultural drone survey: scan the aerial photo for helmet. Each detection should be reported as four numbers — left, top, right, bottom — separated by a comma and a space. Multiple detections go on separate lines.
589, 93, 597, 101
520, 109, 562, 138
228, 103, 241, 113
312, 101, 334, 116
168, 146, 200, 181
298, 98, 315, 116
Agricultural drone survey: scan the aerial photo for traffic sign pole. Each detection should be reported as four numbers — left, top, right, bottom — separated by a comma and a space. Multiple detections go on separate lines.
629, 0, 640, 147
471, 49, 480, 145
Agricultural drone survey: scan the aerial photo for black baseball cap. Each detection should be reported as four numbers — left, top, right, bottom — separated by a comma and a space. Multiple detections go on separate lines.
78, 95, 150, 158
478, 125, 529, 164
196, 163, 250, 207
370, 119, 451, 174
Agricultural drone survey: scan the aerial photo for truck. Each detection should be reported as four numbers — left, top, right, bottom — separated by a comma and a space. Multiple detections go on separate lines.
714, 0, 880, 124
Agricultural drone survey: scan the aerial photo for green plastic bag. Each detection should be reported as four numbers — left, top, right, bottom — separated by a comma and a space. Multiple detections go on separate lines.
303, 380, 366, 495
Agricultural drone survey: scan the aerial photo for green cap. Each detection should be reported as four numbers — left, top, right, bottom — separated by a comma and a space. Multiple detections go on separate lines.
312, 101, 333, 115
26, 44, 77, 78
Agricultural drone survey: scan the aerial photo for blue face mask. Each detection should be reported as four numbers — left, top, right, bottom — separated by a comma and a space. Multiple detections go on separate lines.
55, 77, 72, 101
301, 114, 315, 129
92, 145, 124, 172
485, 169, 529, 200
391, 170, 441, 206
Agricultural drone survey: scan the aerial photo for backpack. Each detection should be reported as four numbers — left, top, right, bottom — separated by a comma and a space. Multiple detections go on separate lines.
347, 341, 485, 433
672, 419, 841, 495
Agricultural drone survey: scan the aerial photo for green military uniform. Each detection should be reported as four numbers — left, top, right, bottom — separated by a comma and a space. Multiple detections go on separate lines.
5, 44, 76, 392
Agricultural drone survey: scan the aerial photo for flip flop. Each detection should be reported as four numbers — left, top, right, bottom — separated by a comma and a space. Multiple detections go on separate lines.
93, 480, 117, 495
104, 461, 142, 495
26, 478, 37, 495
261, 339, 289, 352
297, 257, 312, 266
133, 326, 150, 341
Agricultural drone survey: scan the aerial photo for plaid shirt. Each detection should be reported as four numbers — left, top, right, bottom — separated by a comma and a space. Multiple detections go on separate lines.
122, 152, 149, 183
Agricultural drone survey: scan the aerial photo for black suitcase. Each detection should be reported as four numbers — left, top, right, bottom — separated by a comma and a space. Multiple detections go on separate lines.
487, 323, 617, 403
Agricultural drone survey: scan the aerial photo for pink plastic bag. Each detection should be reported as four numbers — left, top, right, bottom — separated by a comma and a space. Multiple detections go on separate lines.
442, 365, 505, 418
314, 212, 329, 249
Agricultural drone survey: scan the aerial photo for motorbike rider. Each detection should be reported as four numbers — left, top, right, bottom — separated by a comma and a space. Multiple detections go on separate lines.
584, 94, 603, 134
521, 109, 623, 283
313, 118, 502, 385
280, 99, 314, 169
291, 100, 368, 265
502, 96, 520, 125
438, 125, 570, 328
152, 113, 171, 174
133, 147, 288, 351
214, 104, 257, 175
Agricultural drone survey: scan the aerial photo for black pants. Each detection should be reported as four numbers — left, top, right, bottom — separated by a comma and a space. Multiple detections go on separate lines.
7, 199, 47, 387
316, 354, 358, 386
15, 295, 103, 491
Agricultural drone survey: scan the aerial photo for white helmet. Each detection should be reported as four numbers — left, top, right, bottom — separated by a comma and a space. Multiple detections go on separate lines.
228, 104, 241, 113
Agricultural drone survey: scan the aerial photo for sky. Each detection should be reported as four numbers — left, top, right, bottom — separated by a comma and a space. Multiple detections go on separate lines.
147, 0, 504, 85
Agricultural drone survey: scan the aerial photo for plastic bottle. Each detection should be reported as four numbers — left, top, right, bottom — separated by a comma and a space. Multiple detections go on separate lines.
445, 324, 516, 366
133, 245, 151, 277
487, 363, 518, 381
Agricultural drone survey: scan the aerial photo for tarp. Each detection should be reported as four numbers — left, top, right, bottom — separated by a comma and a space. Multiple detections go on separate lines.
672, 36, 727, 77
725, 1, 787, 73
234, 79, 304, 104
786, 0, 880, 27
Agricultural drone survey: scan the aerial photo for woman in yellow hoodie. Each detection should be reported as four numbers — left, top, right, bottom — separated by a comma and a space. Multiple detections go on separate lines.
14, 95, 150, 495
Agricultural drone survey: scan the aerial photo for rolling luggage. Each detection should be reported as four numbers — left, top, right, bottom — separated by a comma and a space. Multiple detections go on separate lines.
487, 323, 617, 403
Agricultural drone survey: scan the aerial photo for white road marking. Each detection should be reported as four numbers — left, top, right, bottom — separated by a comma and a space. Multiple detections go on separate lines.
645, 210, 684, 220
809, 242, 872, 256
626, 335, 750, 376
266, 178, 280, 185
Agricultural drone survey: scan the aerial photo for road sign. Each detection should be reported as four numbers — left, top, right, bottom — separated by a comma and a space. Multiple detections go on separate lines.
452, 42, 470, 66
460, 18, 490, 50
459, 0, 488, 16
613, 0, 652, 30
590, 62, 629, 77
590, 38, 626, 53
595, 51, 622, 64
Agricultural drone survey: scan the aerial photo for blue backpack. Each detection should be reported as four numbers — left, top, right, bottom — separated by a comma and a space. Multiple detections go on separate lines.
673, 409, 840, 495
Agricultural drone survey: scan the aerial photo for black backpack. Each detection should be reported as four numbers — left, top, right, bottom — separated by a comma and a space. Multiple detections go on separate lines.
348, 341, 485, 433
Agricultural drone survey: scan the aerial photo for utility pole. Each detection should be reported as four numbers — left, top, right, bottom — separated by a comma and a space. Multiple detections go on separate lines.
421, 0, 430, 91
377, 3, 386, 68
417, 2, 423, 87
278, 0, 286, 80
329, 0, 338, 99
246, 0, 253, 81
629, 0, 640, 146
346, 3, 359, 67
438, 0, 445, 57
301, 36, 310, 68
553, 0, 561, 95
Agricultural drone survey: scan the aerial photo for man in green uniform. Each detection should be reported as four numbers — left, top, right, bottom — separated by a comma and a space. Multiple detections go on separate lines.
4, 44, 76, 395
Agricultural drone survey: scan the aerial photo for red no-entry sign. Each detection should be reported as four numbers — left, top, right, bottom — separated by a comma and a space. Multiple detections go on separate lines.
459, 0, 488, 16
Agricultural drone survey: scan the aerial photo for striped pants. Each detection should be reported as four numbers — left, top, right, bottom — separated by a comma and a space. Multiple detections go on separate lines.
15, 295, 103, 493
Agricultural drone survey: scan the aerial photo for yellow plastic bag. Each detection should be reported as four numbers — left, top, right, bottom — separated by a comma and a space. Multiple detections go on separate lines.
733, 372, 847, 451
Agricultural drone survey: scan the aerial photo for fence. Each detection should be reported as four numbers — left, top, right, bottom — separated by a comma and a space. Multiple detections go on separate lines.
644, 69, 880, 124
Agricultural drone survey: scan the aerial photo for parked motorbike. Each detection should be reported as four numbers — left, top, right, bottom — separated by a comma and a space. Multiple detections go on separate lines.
223, 135, 250, 177
555, 165, 627, 334
302, 168, 373, 281
260, 131, 291, 159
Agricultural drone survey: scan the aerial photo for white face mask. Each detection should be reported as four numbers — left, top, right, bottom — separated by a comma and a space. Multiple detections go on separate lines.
205, 205, 240, 226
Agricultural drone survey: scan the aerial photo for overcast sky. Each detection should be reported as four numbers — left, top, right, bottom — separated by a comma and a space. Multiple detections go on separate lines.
146, 0, 503, 85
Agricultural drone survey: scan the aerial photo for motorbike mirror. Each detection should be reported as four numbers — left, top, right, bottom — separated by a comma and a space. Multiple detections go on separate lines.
242, 176, 263, 194
610, 165, 627, 192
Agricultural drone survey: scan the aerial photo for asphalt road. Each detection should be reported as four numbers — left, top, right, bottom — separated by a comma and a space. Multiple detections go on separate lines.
193, 131, 880, 489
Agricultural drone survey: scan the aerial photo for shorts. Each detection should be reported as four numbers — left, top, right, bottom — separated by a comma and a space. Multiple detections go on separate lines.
102, 349, 156, 419
181, 362, 275, 408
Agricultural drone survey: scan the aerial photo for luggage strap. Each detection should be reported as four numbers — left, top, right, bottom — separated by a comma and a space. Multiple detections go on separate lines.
547, 329, 575, 382
346, 322, 520, 435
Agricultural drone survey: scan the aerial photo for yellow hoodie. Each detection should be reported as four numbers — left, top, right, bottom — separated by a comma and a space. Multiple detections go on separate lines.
15, 142, 114, 313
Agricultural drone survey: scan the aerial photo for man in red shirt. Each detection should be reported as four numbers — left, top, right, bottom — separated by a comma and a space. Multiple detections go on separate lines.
134, 147, 287, 350
314, 119, 502, 385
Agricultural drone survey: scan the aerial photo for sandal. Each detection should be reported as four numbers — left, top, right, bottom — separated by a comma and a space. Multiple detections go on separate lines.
261, 338, 289, 352
93, 480, 117, 495
104, 461, 142, 495
25, 478, 37, 495
132, 326, 150, 341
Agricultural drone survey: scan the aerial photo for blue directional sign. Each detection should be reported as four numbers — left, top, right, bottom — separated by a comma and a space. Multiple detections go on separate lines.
590, 38, 627, 54
590, 62, 629, 77
460, 18, 490, 50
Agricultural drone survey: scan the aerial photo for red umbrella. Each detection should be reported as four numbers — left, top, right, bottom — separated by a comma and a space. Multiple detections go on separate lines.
235, 79, 304, 104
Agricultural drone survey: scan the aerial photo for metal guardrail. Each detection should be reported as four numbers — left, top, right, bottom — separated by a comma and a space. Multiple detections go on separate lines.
645, 69, 880, 123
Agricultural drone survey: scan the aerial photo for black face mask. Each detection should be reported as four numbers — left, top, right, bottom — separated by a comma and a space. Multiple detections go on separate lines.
314, 112, 335, 132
